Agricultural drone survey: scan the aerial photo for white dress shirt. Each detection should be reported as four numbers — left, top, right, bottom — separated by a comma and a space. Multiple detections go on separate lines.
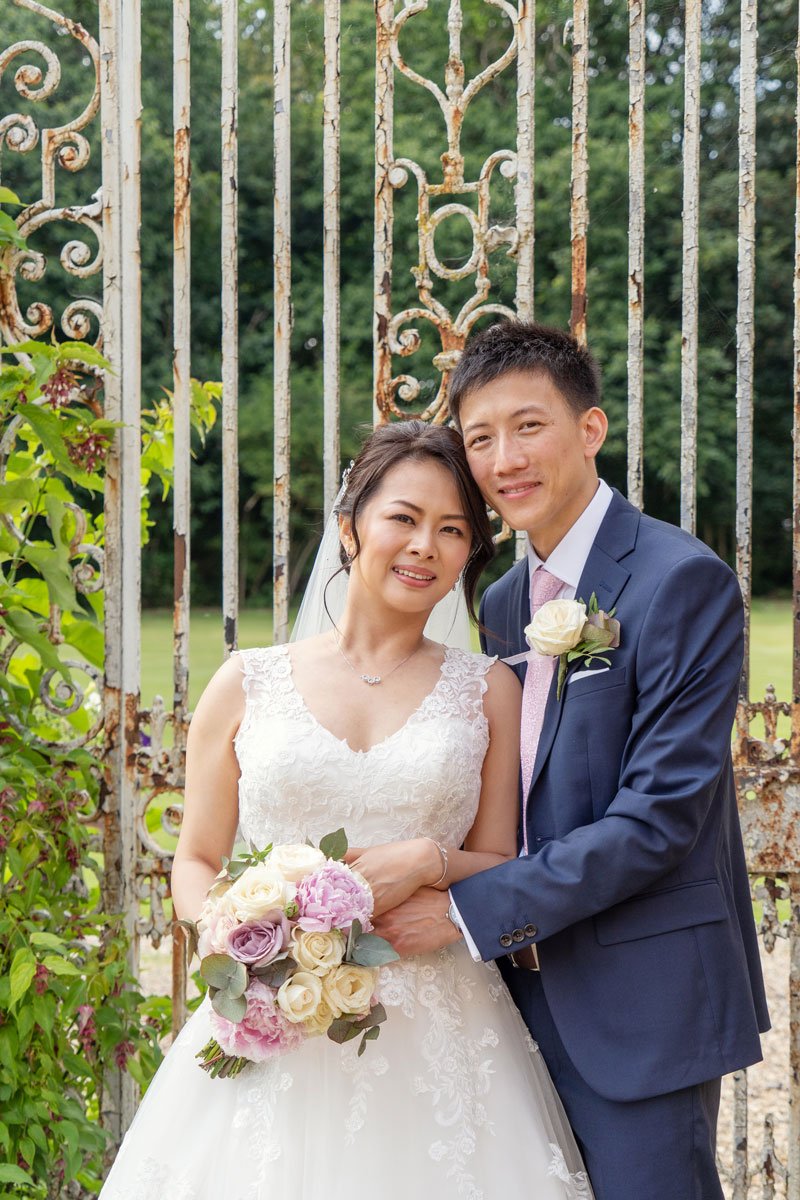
451, 479, 614, 961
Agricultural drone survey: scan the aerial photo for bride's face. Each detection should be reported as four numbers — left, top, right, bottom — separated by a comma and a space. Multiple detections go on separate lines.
339, 458, 473, 616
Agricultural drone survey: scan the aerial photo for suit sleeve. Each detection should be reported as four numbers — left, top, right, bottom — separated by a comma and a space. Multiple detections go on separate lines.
451, 552, 745, 961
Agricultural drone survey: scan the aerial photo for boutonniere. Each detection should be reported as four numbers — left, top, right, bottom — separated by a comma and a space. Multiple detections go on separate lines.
524, 593, 621, 700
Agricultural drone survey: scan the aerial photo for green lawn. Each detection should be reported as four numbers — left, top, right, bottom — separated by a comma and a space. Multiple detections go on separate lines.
141, 597, 793, 716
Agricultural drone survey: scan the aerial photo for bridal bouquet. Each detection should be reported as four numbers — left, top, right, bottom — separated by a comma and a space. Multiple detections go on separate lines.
181, 830, 398, 1078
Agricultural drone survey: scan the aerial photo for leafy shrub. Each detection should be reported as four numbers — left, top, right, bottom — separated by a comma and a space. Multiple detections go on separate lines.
0, 341, 217, 1196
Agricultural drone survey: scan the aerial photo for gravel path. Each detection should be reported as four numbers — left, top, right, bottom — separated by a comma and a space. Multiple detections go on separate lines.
140, 939, 792, 1196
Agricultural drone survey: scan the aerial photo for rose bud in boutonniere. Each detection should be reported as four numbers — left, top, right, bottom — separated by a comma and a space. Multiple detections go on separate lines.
525, 593, 621, 700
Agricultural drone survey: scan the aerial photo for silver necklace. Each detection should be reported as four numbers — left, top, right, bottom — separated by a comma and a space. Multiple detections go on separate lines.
333, 629, 424, 686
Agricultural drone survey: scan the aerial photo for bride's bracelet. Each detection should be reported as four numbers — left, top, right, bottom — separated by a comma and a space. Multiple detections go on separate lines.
423, 837, 449, 887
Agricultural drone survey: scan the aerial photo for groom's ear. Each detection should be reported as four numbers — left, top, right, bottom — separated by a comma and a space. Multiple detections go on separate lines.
581, 406, 608, 460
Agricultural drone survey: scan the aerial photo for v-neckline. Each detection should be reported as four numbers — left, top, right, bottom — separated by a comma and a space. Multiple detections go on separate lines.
281, 643, 451, 756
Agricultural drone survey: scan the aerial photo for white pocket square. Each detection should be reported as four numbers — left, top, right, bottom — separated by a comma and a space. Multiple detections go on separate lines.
568, 667, 610, 683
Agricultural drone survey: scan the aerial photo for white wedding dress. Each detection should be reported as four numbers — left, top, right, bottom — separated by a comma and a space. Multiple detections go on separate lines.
101, 644, 592, 1200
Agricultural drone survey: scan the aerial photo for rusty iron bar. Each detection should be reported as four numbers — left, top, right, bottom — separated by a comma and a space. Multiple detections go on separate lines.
171, 0, 191, 1035
273, 0, 292, 644
514, 0, 534, 323
569, 0, 589, 346
221, 0, 239, 656
680, 0, 701, 534
514, 0, 535, 563
732, 1070, 749, 1199
373, 0, 394, 426
736, 0, 758, 701
323, 0, 341, 518
793, 0, 800, 764
790, 875, 800, 1200
98, 0, 142, 1141
627, 0, 645, 511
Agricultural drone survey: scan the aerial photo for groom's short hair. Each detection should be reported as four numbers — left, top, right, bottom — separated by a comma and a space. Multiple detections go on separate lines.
447, 320, 602, 429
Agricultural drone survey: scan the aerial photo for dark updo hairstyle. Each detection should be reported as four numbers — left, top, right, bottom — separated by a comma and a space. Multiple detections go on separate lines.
334, 419, 494, 624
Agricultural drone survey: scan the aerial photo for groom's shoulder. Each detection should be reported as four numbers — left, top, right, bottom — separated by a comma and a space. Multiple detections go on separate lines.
480, 556, 527, 610
633, 507, 728, 575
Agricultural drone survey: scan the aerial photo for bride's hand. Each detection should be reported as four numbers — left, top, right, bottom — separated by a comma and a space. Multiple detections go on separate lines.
344, 840, 443, 917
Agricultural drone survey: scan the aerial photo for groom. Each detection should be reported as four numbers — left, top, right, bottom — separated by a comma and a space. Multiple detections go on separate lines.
375, 321, 769, 1199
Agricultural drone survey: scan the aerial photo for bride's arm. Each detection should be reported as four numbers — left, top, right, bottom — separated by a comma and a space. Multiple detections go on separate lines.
346, 661, 521, 915
170, 655, 245, 923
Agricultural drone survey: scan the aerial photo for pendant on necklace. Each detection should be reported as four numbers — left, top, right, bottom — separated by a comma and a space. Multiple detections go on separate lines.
361, 673, 381, 686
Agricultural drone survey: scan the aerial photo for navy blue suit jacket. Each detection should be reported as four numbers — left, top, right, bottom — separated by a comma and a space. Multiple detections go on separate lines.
451, 489, 769, 1102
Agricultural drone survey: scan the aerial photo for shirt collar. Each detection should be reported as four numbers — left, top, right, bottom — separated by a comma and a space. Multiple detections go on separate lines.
526, 479, 614, 591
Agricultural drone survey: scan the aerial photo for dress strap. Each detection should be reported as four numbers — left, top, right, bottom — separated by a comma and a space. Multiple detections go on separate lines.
234, 644, 298, 746
431, 646, 497, 726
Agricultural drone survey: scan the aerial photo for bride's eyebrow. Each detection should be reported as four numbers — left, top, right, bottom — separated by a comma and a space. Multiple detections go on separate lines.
389, 499, 468, 522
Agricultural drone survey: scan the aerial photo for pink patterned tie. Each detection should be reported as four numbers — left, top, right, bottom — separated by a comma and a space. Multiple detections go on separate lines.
520, 567, 564, 853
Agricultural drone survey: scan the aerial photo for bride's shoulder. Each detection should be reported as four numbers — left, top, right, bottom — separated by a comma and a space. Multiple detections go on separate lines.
444, 645, 520, 695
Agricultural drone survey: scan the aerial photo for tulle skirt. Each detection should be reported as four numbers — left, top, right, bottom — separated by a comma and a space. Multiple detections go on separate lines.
100, 944, 592, 1200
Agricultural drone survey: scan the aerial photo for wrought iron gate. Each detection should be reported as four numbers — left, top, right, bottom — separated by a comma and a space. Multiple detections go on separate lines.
1, 1, 798, 1195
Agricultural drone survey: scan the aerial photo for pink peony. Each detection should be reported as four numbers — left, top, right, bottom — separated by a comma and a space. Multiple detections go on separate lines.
210, 978, 304, 1062
226, 911, 290, 966
295, 861, 373, 933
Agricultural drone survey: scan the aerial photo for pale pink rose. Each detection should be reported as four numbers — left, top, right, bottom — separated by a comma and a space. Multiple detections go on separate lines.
209, 978, 304, 1062
226, 911, 290, 966
197, 902, 238, 959
295, 861, 373, 933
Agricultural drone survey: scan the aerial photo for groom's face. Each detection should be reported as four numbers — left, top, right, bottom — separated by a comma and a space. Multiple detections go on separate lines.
459, 369, 607, 559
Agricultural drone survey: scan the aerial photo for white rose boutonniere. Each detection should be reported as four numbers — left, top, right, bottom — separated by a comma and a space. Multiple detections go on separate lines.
525, 592, 621, 700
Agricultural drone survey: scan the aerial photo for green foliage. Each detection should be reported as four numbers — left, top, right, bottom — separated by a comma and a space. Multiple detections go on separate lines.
0, 188, 27, 252
0, 346, 217, 1196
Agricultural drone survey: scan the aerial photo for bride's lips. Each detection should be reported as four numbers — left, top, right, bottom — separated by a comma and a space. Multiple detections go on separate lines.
392, 564, 437, 589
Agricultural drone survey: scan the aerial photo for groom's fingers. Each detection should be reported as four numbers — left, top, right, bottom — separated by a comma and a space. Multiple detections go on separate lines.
343, 848, 365, 863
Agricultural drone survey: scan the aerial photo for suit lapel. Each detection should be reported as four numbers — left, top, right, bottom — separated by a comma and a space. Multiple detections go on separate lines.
507, 558, 530, 687
525, 490, 639, 798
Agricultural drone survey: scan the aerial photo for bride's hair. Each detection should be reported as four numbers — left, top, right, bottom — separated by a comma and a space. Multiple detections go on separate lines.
334, 419, 494, 623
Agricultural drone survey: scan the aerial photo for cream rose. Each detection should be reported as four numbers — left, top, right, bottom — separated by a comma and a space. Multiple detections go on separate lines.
276, 970, 324, 1024
227, 862, 296, 922
322, 964, 377, 1018
302, 997, 336, 1037
268, 843, 326, 883
290, 927, 346, 976
525, 598, 587, 657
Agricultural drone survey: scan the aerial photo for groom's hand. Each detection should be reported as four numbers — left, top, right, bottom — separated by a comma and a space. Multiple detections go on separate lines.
372, 887, 461, 958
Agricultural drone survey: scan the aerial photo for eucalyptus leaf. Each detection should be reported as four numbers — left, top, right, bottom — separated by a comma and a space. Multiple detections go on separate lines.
251, 958, 295, 987
175, 918, 199, 962
326, 1017, 362, 1045
200, 953, 244, 992
348, 932, 400, 967
357, 1025, 381, 1056
210, 988, 247, 1024
319, 827, 348, 861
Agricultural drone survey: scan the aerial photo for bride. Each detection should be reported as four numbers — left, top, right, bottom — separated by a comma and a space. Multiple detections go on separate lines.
100, 419, 592, 1199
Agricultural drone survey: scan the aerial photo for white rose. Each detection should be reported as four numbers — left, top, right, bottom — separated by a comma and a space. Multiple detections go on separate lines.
268, 843, 326, 883
227, 862, 296, 923
291, 927, 346, 976
525, 599, 587, 657
302, 997, 336, 1037
276, 970, 324, 1023
322, 964, 377, 1018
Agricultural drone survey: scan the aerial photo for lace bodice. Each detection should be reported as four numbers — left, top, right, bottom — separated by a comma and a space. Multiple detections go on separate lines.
233, 643, 495, 850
